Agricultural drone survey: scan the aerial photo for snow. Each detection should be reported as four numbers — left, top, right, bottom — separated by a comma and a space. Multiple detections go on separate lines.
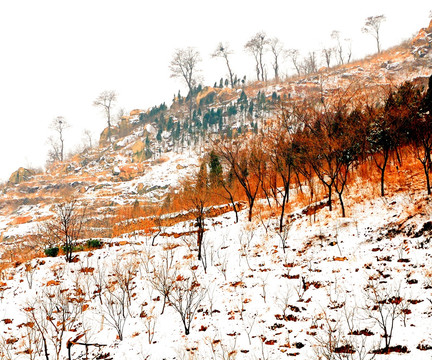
1, 186, 432, 359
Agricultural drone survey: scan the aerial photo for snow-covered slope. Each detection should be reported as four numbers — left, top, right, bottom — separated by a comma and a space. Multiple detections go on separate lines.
1, 184, 432, 359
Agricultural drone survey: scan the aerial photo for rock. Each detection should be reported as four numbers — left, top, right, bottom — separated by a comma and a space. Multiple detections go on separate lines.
412, 20, 432, 58
113, 166, 121, 176
130, 109, 142, 116
118, 118, 131, 138
8, 167, 35, 185
99, 126, 119, 146
137, 183, 145, 195
386, 62, 401, 71
131, 140, 145, 162
131, 140, 151, 162
196, 87, 217, 106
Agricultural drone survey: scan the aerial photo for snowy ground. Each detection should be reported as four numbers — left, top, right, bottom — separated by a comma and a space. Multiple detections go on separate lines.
1, 186, 432, 359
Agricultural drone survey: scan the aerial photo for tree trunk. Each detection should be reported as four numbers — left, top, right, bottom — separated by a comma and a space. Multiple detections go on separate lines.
279, 169, 291, 232
380, 158, 387, 197
248, 197, 255, 222
375, 151, 389, 197
197, 216, 204, 261
231, 199, 238, 223
422, 161, 431, 195
337, 191, 345, 218
160, 294, 167, 315
225, 55, 234, 88
279, 191, 288, 233
327, 184, 332, 211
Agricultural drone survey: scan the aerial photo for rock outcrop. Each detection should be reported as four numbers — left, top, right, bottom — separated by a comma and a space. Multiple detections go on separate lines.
412, 20, 432, 58
8, 167, 35, 185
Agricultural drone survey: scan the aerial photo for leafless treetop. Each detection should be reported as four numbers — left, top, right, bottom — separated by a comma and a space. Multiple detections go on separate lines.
362, 15, 386, 53
169, 47, 202, 94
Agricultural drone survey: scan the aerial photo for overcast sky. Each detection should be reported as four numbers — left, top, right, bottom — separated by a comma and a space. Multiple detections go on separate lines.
0, 0, 431, 181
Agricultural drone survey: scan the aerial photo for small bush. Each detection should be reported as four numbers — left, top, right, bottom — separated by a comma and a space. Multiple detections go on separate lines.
44, 247, 59, 257
62, 244, 85, 254
87, 239, 102, 248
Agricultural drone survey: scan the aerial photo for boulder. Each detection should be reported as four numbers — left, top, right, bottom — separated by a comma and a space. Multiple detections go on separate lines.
131, 140, 145, 162
8, 167, 35, 185
130, 109, 142, 116
196, 87, 217, 106
131, 140, 152, 162
99, 126, 119, 146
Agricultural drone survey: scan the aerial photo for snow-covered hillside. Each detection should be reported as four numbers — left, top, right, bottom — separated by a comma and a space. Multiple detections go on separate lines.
1, 21, 432, 360
1, 181, 432, 359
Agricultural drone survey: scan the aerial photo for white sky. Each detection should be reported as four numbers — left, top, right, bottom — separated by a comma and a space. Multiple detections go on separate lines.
0, 0, 430, 181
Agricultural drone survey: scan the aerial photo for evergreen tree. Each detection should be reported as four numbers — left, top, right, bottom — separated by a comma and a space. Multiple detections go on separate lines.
209, 151, 223, 187
174, 122, 181, 140
167, 116, 174, 131
248, 102, 254, 115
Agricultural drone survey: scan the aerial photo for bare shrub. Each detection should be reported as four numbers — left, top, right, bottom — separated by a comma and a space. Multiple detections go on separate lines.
141, 305, 158, 344
112, 255, 138, 312
23, 287, 82, 360
168, 271, 206, 335
149, 247, 177, 315
39, 200, 86, 262
101, 280, 129, 341
363, 280, 404, 352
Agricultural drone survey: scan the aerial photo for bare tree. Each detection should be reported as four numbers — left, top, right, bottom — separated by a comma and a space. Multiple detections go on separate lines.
181, 162, 211, 261
345, 38, 353, 63
48, 116, 69, 162
302, 51, 318, 74
286, 49, 301, 76
215, 135, 265, 222
362, 15, 386, 54
40, 200, 86, 262
169, 47, 201, 120
269, 37, 284, 81
332, 31, 345, 65
322, 47, 334, 68
245, 32, 268, 81
82, 129, 94, 149
93, 90, 117, 143
169, 47, 201, 95
212, 42, 235, 88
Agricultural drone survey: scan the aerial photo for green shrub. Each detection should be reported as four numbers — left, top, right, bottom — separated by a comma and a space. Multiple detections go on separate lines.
44, 247, 59, 257
87, 239, 102, 248
62, 244, 84, 254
